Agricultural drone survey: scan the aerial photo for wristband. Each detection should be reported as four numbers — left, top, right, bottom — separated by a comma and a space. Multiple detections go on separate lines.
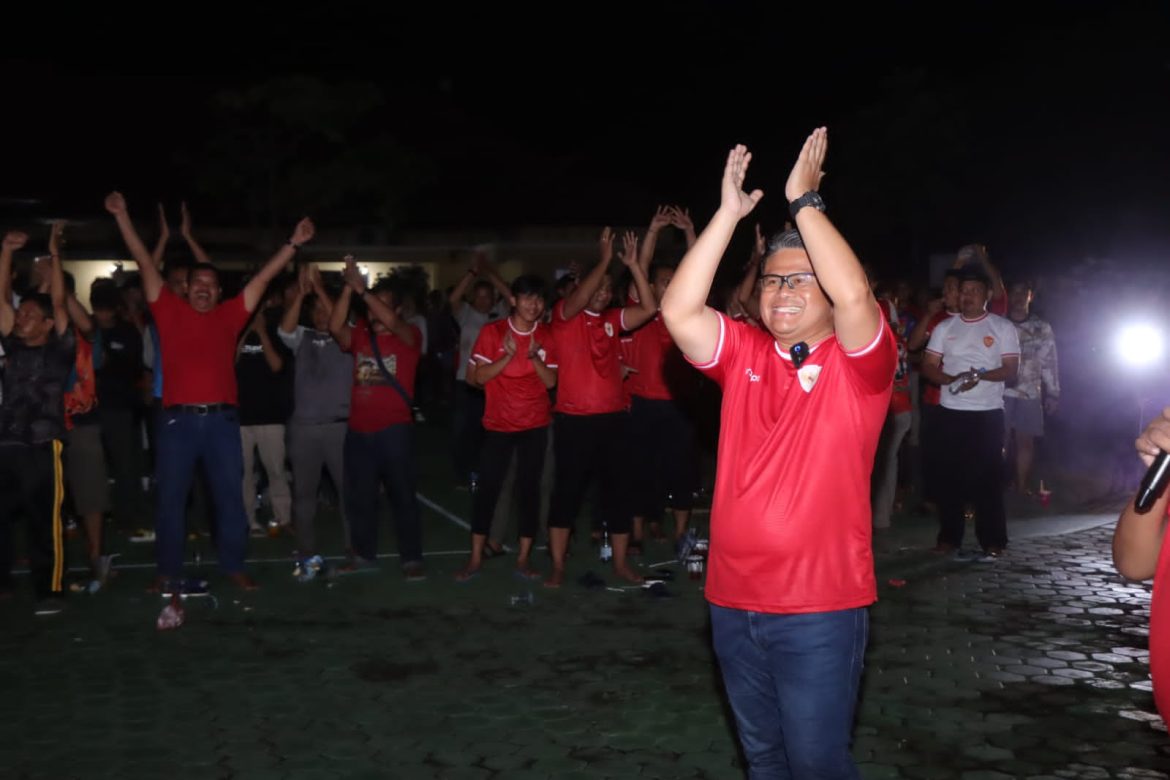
286, 240, 302, 251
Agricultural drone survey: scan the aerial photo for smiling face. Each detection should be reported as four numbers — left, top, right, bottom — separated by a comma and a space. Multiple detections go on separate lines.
14, 299, 53, 344
187, 268, 221, 313
512, 292, 545, 327
758, 248, 833, 348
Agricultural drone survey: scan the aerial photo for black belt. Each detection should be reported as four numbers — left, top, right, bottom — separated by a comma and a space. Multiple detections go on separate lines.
166, 403, 236, 415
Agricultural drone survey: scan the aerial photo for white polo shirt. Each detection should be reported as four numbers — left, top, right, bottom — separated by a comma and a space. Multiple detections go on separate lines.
925, 312, 1020, 411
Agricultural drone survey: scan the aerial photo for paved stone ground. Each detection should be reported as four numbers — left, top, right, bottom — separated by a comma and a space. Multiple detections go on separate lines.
2, 427, 1169, 778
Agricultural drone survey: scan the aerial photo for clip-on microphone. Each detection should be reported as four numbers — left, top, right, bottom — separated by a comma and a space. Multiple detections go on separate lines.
791, 342, 810, 369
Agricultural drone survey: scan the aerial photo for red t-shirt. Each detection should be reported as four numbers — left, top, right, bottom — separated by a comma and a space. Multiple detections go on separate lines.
150, 288, 251, 407
920, 309, 953, 407
470, 318, 558, 433
1150, 511, 1170, 720
550, 300, 627, 415
989, 290, 1008, 316
622, 314, 693, 402
880, 299, 912, 416
690, 311, 896, 614
344, 320, 422, 432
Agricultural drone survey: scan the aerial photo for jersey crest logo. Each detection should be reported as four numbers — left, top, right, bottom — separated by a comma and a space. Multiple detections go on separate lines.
797, 364, 822, 393
983, 335, 995, 348
604, 322, 614, 338
744, 368, 761, 383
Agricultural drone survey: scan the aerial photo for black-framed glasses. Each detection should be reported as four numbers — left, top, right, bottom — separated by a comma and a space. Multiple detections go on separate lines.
760, 272, 817, 291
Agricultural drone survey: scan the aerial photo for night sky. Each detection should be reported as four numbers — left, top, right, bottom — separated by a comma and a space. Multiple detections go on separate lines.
2, 1, 1168, 277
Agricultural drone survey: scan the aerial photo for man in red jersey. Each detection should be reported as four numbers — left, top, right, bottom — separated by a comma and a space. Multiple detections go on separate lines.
106, 192, 314, 592
455, 274, 557, 582
661, 131, 894, 778
544, 229, 657, 588
328, 258, 425, 580
1115, 407, 1170, 721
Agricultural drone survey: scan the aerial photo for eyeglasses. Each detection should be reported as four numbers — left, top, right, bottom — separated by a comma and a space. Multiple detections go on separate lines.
760, 272, 817, 292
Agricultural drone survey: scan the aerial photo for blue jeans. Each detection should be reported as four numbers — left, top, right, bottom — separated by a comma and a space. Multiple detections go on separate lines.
710, 604, 868, 779
344, 424, 422, 565
155, 407, 249, 578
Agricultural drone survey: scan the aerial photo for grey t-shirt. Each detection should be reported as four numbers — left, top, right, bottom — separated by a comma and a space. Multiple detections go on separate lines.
455, 304, 503, 382
278, 326, 353, 424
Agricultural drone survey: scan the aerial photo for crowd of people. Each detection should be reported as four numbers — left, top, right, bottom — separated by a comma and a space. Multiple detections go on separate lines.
0, 129, 1074, 777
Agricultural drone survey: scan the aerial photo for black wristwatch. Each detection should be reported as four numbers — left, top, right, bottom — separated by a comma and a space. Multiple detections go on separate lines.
788, 191, 826, 220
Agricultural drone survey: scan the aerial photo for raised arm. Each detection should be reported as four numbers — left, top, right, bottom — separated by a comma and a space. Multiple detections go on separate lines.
669, 206, 697, 249
47, 235, 69, 337
1114, 407, 1170, 580
105, 192, 164, 303
735, 223, 765, 314
151, 204, 170, 268
785, 128, 879, 352
618, 232, 657, 330
448, 257, 479, 313
280, 264, 309, 336
661, 145, 762, 363
179, 201, 214, 267
241, 218, 315, 312
907, 298, 944, 351
0, 231, 28, 336
341, 257, 417, 349
476, 253, 515, 308
637, 206, 673, 278
328, 285, 354, 351
561, 227, 615, 320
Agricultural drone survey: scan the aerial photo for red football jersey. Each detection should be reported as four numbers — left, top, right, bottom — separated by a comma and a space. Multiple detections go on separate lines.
690, 312, 895, 614
470, 317, 557, 432
550, 301, 627, 415
1149, 506, 1170, 721
151, 288, 251, 407
919, 309, 953, 407
344, 320, 421, 432
622, 314, 692, 401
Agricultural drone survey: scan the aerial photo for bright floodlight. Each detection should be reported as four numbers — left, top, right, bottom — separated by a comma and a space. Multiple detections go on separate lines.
1118, 324, 1164, 368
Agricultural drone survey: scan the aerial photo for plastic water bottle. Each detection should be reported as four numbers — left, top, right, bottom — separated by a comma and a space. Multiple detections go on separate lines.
599, 526, 613, 563
294, 554, 325, 583
156, 594, 185, 630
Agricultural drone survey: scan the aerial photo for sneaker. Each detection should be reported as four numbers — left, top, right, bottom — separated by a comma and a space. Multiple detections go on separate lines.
34, 599, 65, 616
974, 547, 1004, 563
336, 557, 380, 575
402, 561, 427, 582
130, 529, 156, 543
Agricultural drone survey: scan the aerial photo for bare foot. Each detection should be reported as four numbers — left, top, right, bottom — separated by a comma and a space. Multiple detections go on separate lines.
613, 564, 644, 585
543, 568, 565, 589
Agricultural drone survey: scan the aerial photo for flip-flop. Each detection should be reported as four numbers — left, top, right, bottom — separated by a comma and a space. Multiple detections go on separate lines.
513, 569, 543, 582
454, 569, 481, 584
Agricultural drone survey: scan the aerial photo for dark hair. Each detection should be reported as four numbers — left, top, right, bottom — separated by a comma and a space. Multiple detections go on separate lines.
189, 262, 219, 283
761, 229, 807, 275
21, 292, 53, 318
91, 282, 122, 312
942, 268, 962, 283
472, 279, 494, 295
554, 274, 577, 294
510, 273, 547, 300
370, 277, 400, 308
956, 267, 991, 288
163, 261, 191, 280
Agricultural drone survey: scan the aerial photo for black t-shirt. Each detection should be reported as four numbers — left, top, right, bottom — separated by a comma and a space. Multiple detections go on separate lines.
0, 329, 77, 445
235, 326, 294, 426
96, 321, 144, 410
